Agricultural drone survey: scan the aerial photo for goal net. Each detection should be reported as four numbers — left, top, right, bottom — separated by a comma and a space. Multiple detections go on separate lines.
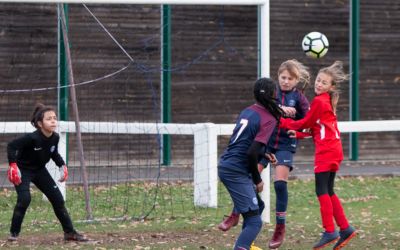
0, 2, 268, 226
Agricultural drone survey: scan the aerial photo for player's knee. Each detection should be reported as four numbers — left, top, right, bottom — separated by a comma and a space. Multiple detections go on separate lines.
16, 194, 31, 209
254, 216, 263, 230
47, 192, 66, 208
328, 183, 335, 196
315, 185, 328, 196
242, 210, 262, 230
50, 199, 65, 209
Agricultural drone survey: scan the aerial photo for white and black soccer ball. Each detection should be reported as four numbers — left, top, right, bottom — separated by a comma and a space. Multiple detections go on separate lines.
302, 32, 329, 59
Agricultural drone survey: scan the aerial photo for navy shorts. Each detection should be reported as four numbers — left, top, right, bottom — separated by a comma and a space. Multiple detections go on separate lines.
218, 167, 261, 214
275, 150, 294, 171
260, 149, 294, 171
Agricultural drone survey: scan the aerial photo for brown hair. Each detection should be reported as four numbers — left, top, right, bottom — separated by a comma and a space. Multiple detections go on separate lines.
31, 103, 56, 129
318, 61, 349, 114
278, 59, 311, 92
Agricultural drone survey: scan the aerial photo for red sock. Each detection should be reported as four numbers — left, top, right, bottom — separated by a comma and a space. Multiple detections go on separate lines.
318, 194, 335, 232
330, 194, 349, 230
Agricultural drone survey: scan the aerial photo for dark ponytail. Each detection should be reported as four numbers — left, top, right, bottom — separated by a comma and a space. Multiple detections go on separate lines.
253, 78, 283, 121
31, 103, 56, 129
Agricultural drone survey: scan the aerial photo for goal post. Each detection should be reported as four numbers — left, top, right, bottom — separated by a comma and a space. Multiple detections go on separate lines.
6, 0, 268, 4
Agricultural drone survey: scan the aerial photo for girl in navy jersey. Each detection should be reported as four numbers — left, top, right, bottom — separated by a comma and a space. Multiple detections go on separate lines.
7, 103, 88, 242
218, 78, 282, 250
219, 59, 311, 250
265, 59, 310, 249
280, 61, 357, 250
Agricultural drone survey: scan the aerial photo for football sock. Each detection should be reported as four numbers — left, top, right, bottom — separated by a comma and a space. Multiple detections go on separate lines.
318, 194, 335, 232
235, 214, 262, 250
274, 180, 288, 224
330, 194, 349, 230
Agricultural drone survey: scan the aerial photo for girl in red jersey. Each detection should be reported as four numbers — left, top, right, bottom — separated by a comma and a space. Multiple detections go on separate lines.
280, 61, 357, 250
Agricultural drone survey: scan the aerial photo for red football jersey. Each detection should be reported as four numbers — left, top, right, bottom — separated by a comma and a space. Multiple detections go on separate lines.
280, 92, 343, 171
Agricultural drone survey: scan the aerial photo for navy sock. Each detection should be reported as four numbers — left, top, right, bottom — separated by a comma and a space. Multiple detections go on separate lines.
274, 180, 288, 224
235, 214, 262, 249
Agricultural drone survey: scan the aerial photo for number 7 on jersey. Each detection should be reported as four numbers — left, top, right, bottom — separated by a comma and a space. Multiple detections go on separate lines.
232, 119, 248, 143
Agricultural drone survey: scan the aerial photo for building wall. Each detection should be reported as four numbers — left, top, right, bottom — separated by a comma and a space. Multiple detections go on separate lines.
0, 1, 399, 166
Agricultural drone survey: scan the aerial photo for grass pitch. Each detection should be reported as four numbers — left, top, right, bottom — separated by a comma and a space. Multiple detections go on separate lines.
0, 176, 398, 249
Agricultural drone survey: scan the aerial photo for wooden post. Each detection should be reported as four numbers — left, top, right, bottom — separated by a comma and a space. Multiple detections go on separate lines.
59, 4, 93, 220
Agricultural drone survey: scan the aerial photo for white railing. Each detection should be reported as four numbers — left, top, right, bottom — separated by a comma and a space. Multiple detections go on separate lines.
1, 120, 400, 223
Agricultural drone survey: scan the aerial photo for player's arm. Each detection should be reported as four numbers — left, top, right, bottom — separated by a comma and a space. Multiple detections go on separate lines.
7, 135, 31, 186
51, 144, 67, 172
50, 136, 68, 182
257, 144, 268, 172
7, 134, 32, 163
258, 151, 277, 173
51, 139, 66, 167
281, 105, 297, 118
280, 98, 322, 131
247, 141, 264, 189
287, 129, 312, 139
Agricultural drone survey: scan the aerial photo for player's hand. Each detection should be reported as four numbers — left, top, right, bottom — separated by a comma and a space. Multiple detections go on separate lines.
256, 181, 264, 193
287, 130, 297, 138
257, 163, 265, 173
281, 106, 296, 118
7, 162, 22, 186
59, 165, 68, 182
265, 153, 277, 165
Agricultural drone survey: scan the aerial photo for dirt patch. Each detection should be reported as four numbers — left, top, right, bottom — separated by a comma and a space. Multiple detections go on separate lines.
0, 229, 238, 249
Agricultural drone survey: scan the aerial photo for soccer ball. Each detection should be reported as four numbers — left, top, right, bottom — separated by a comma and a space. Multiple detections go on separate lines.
302, 32, 329, 58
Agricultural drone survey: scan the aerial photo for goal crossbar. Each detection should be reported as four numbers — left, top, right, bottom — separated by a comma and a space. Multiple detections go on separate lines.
2, 0, 268, 5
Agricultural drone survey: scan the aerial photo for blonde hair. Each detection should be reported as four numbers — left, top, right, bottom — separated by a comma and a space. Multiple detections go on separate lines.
278, 59, 311, 92
318, 61, 349, 114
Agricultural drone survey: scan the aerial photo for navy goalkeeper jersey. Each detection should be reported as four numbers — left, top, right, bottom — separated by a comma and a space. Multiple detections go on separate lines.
219, 103, 277, 174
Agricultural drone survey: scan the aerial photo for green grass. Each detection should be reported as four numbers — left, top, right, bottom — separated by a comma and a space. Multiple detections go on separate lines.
0, 176, 399, 249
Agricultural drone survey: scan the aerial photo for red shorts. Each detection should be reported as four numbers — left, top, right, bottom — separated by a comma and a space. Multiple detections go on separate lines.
314, 160, 341, 173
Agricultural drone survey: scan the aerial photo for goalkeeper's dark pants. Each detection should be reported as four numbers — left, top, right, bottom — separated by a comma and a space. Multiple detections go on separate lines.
10, 167, 75, 235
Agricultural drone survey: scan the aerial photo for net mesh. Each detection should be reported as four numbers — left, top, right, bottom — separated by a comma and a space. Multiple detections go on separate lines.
0, 4, 257, 225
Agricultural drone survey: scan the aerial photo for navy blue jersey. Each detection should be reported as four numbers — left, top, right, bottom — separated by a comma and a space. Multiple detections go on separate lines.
267, 87, 309, 152
219, 103, 277, 174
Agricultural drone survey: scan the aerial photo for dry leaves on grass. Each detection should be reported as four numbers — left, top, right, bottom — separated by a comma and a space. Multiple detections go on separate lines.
340, 195, 379, 203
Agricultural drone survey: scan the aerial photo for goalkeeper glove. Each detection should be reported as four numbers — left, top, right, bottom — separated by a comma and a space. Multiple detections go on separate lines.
59, 165, 68, 182
7, 163, 21, 186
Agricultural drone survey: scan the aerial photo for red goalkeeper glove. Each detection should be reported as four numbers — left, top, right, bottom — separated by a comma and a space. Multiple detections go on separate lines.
7, 163, 21, 186
59, 165, 68, 182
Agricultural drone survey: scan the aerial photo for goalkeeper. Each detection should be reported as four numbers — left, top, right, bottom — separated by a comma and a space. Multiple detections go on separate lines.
6, 103, 88, 242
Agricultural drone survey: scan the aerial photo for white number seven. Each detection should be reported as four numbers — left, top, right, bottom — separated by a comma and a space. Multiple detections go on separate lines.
233, 119, 248, 143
